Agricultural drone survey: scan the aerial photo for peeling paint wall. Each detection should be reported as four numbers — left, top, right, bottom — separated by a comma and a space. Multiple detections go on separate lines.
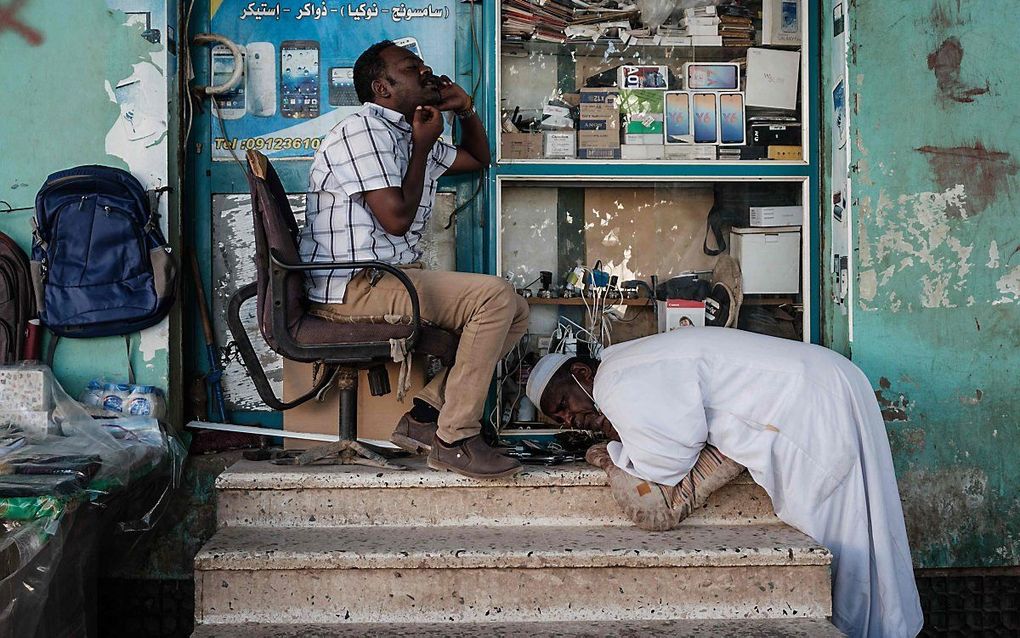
845, 0, 1019, 568
0, 1, 175, 400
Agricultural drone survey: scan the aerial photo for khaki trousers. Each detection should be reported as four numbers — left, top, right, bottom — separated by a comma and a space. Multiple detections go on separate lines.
310, 268, 530, 442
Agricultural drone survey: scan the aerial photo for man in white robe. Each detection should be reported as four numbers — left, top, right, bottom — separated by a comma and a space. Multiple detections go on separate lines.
526, 327, 923, 638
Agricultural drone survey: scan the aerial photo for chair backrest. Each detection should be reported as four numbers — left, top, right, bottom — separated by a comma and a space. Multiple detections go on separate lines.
245, 150, 304, 351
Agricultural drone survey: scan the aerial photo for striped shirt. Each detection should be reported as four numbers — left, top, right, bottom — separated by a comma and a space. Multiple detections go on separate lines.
298, 103, 456, 303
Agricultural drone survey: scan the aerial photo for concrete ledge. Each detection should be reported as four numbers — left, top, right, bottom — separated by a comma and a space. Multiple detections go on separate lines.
215, 459, 776, 528
192, 618, 845, 637
196, 562, 832, 624
195, 523, 829, 571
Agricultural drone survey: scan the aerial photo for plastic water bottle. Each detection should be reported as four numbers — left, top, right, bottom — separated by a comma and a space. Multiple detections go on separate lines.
101, 383, 130, 413
125, 385, 166, 419
79, 380, 104, 408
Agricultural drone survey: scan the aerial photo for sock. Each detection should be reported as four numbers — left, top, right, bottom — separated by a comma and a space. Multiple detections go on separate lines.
410, 398, 440, 423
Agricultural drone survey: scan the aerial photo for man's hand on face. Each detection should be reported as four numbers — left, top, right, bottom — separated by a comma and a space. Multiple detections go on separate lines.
434, 75, 471, 113
411, 105, 444, 148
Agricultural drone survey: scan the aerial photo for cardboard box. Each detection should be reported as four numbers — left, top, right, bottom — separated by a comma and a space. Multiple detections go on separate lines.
658, 299, 706, 332
624, 133, 662, 145
501, 132, 543, 160
579, 88, 620, 121
544, 131, 576, 158
283, 357, 427, 446
664, 144, 717, 161
0, 365, 52, 411
620, 89, 665, 135
621, 144, 665, 160
729, 226, 802, 294
578, 128, 620, 159
768, 145, 803, 161
750, 205, 803, 227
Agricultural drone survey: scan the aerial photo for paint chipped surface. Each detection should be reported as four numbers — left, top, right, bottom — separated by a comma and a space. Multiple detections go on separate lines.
857, 186, 976, 310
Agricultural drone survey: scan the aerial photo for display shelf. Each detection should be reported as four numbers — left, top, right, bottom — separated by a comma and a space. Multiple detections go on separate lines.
527, 297, 653, 306
503, 39, 755, 61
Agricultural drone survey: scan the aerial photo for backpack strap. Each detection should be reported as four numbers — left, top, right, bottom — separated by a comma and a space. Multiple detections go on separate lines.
46, 334, 136, 385
703, 209, 728, 256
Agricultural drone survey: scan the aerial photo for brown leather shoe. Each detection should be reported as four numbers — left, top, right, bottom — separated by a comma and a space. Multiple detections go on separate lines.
427, 434, 522, 479
389, 412, 438, 455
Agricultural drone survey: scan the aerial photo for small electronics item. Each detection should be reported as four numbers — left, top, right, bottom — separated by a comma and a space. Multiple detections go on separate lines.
393, 36, 422, 62
280, 39, 320, 119
245, 42, 276, 117
683, 63, 740, 91
328, 67, 358, 107
664, 91, 693, 144
211, 44, 246, 120
692, 92, 718, 144
618, 65, 668, 89
718, 92, 746, 145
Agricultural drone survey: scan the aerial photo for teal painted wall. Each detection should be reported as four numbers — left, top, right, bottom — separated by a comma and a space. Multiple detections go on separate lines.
0, 1, 175, 402
846, 1, 1019, 568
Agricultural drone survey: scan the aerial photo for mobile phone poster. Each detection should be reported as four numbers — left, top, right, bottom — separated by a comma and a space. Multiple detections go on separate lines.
209, 1, 456, 160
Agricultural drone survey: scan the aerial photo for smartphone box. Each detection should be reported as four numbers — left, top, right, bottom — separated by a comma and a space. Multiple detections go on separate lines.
691, 92, 719, 144
578, 129, 620, 159
762, 0, 802, 46
618, 65, 669, 90
501, 132, 543, 160
717, 92, 746, 146
579, 88, 620, 118
624, 133, 663, 145
657, 299, 706, 332
620, 89, 665, 135
729, 226, 802, 294
664, 144, 717, 161
664, 91, 693, 144
750, 123, 802, 146
544, 131, 576, 158
750, 205, 803, 227
745, 47, 801, 110
684, 63, 740, 92
768, 145, 803, 160
621, 144, 665, 160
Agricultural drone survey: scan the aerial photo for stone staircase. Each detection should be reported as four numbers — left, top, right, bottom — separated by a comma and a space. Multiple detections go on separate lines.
192, 458, 843, 636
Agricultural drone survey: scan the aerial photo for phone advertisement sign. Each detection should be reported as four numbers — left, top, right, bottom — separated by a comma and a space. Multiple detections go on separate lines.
209, 1, 456, 160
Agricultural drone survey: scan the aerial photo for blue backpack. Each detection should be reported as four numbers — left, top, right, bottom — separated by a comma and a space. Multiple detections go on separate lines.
30, 165, 177, 338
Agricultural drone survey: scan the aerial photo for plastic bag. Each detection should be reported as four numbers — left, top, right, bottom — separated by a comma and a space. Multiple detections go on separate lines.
0, 363, 185, 637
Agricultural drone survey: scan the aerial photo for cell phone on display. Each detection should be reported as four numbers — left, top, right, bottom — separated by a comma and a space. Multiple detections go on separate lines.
245, 42, 276, 117
280, 40, 320, 119
212, 44, 246, 120
328, 67, 359, 107
718, 93, 746, 145
684, 63, 740, 91
664, 91, 692, 144
692, 93, 718, 144
393, 36, 422, 62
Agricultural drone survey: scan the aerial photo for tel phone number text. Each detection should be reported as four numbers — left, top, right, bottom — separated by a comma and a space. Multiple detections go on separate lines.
214, 136, 321, 151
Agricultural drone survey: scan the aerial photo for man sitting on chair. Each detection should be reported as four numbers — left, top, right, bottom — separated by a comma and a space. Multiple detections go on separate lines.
298, 41, 527, 479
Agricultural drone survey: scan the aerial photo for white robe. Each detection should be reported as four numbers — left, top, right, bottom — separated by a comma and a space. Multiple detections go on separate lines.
595, 327, 923, 638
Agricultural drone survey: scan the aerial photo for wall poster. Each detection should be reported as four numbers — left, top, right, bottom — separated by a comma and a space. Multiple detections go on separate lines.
209, 1, 456, 160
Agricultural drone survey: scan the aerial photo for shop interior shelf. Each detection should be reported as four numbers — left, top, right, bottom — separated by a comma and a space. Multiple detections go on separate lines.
501, 39, 760, 61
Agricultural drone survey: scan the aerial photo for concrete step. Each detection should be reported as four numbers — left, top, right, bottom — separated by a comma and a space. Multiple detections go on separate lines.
215, 458, 778, 528
195, 523, 831, 625
192, 618, 845, 637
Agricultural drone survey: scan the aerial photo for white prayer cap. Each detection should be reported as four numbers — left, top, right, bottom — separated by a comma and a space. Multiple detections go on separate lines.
526, 353, 572, 410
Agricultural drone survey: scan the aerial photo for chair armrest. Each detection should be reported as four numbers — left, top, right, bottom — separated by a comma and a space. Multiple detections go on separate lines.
225, 282, 334, 410
267, 248, 421, 351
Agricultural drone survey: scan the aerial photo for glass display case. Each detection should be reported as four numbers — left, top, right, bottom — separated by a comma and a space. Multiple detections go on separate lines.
498, 0, 807, 163
493, 176, 810, 429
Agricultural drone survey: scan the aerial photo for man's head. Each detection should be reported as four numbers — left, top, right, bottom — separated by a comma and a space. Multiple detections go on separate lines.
525, 354, 604, 432
353, 40, 441, 115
